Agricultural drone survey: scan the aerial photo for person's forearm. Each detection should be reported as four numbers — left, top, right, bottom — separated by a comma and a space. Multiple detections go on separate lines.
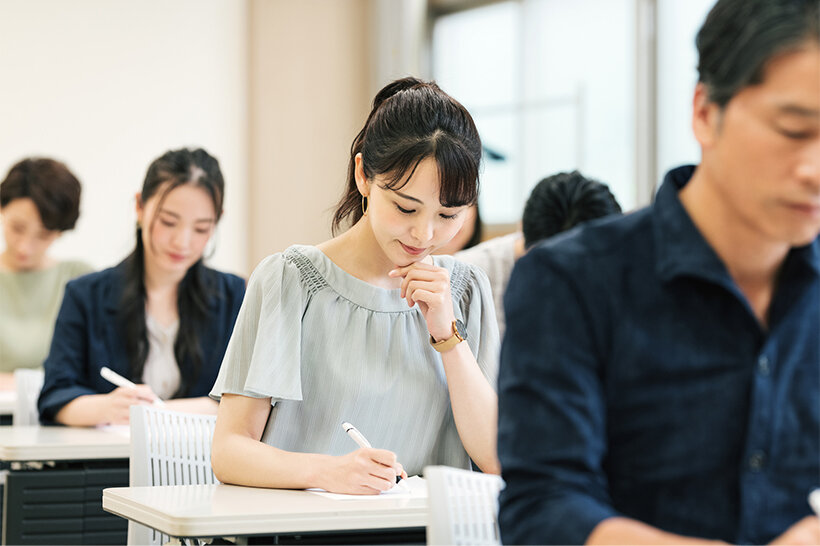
587, 517, 728, 545
210, 430, 332, 488
55, 395, 104, 426
441, 342, 500, 474
164, 397, 218, 414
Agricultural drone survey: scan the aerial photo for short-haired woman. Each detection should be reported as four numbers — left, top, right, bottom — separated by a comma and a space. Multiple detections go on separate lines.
0, 158, 92, 385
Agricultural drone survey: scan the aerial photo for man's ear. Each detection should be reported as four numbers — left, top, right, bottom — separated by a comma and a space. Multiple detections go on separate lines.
692, 82, 722, 149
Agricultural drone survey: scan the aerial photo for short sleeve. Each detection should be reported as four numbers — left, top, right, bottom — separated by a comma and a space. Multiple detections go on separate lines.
454, 261, 500, 389
210, 253, 306, 402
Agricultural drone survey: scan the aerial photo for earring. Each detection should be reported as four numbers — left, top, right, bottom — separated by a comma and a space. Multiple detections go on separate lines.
362, 195, 369, 215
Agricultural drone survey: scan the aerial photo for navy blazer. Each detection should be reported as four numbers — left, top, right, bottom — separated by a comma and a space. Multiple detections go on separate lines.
38, 260, 245, 423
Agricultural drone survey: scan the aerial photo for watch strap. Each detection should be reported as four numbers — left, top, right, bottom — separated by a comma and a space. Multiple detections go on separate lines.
430, 320, 465, 353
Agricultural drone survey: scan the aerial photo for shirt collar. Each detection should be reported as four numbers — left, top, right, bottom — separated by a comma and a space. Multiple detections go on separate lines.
652, 165, 820, 283
790, 234, 820, 275
652, 165, 733, 286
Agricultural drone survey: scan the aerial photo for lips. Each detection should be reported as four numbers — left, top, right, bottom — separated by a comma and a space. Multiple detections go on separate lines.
785, 202, 820, 217
167, 252, 188, 262
400, 243, 426, 256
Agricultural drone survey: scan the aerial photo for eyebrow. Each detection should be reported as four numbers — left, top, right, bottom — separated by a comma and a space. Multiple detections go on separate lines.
158, 209, 215, 223
393, 190, 423, 205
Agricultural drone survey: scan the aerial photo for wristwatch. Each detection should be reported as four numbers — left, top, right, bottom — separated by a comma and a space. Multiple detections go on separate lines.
430, 319, 467, 353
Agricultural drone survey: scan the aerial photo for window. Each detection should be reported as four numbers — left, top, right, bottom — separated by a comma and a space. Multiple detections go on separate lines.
433, 0, 636, 223
656, 0, 719, 176
432, 0, 720, 224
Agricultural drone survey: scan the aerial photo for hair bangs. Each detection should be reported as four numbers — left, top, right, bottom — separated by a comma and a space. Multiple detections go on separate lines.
434, 135, 479, 208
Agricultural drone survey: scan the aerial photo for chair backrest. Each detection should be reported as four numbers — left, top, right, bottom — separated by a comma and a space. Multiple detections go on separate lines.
128, 405, 218, 545
425, 465, 505, 546
13, 368, 44, 426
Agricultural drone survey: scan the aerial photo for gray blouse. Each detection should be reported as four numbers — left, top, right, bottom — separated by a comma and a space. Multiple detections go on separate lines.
210, 244, 499, 475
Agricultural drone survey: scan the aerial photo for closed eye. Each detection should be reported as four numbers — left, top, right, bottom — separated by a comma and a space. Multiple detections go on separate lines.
779, 129, 815, 140
396, 204, 415, 214
440, 212, 459, 220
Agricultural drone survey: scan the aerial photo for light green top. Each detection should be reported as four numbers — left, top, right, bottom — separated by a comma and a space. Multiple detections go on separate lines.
0, 260, 93, 372
211, 245, 500, 475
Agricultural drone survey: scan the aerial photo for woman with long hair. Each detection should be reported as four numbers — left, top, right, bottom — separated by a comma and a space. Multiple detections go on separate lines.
39, 148, 245, 425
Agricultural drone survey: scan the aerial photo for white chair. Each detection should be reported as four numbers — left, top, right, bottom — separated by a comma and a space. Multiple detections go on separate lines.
425, 465, 505, 545
128, 405, 218, 545
13, 368, 44, 426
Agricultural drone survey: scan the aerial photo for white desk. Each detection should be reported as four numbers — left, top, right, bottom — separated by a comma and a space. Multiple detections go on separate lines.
0, 425, 131, 544
104, 484, 427, 540
0, 425, 129, 462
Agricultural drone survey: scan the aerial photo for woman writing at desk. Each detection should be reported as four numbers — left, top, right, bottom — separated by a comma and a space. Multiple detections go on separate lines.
38, 148, 245, 425
211, 78, 500, 494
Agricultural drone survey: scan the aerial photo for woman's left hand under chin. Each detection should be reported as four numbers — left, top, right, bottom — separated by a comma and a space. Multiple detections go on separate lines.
388, 262, 455, 341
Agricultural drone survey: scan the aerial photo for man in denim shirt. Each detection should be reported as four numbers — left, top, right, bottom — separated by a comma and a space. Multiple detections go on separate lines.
497, 0, 820, 543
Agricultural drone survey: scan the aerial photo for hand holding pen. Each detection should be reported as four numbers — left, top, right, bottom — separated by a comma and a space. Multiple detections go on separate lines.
100, 366, 165, 407
328, 422, 407, 495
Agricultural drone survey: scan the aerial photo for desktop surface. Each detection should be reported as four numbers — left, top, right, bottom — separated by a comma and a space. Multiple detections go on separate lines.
0, 425, 130, 462
104, 483, 428, 539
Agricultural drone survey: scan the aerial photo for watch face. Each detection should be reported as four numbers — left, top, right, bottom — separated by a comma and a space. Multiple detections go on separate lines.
455, 319, 467, 340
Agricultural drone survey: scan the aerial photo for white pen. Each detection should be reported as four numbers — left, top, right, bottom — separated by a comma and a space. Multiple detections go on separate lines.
342, 422, 406, 487
809, 489, 820, 517
342, 422, 372, 448
100, 366, 165, 406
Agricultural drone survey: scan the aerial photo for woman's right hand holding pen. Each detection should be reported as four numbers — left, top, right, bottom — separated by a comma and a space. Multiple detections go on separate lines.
99, 385, 158, 424
320, 448, 407, 495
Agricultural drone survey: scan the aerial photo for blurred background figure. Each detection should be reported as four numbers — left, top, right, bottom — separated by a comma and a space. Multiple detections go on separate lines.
0, 158, 91, 387
38, 148, 245, 426
457, 170, 621, 337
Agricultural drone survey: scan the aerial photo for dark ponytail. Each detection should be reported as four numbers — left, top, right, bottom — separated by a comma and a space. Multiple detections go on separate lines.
332, 77, 482, 234
120, 148, 225, 396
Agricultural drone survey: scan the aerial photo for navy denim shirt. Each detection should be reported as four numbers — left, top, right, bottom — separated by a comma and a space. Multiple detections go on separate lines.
498, 166, 820, 545
38, 261, 246, 423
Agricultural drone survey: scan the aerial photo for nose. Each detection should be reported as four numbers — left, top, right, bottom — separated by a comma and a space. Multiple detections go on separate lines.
796, 138, 820, 192
171, 226, 192, 250
13, 234, 34, 256
409, 216, 434, 246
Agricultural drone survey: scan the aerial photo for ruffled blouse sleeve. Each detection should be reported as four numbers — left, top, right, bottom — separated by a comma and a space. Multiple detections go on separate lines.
210, 253, 306, 402
452, 260, 501, 388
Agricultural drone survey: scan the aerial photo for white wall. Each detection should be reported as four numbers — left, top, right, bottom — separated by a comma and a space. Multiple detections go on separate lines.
0, 0, 248, 275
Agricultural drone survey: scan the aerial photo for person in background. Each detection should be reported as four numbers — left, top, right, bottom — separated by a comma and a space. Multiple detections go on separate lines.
456, 171, 621, 338
38, 148, 245, 425
498, 0, 820, 543
0, 158, 92, 386
210, 77, 499, 496
434, 202, 482, 254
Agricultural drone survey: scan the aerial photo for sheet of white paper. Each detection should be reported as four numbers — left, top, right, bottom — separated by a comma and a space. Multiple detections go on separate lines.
308, 475, 427, 500
95, 424, 131, 438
